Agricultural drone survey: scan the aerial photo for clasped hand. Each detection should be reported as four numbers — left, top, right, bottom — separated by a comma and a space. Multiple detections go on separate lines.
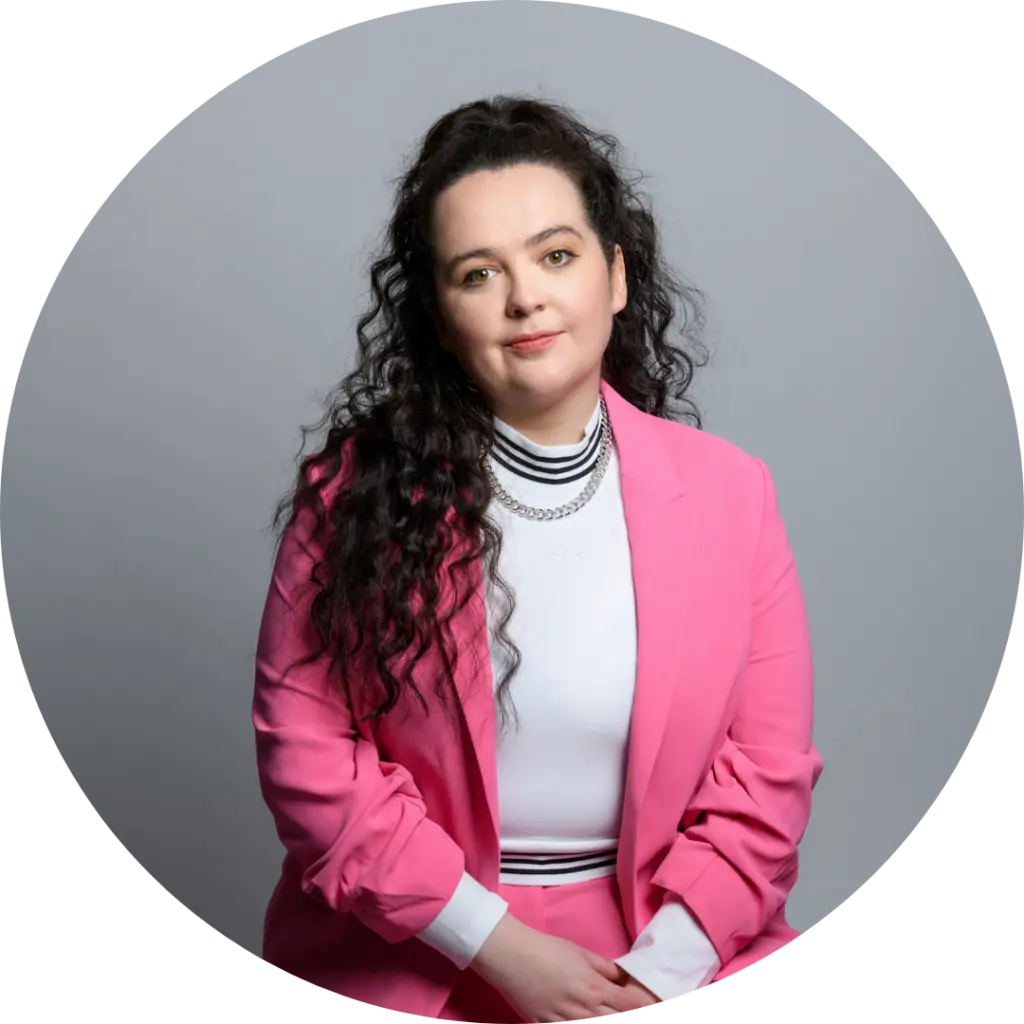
471, 915, 662, 1021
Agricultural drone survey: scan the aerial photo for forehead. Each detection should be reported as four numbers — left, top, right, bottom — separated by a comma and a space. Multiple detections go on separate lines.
432, 163, 588, 249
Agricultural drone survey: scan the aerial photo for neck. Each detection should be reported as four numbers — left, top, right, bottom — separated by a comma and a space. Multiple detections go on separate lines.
492, 384, 602, 446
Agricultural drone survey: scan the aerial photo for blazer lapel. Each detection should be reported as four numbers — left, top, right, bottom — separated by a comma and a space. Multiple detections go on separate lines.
443, 523, 502, 886
599, 382, 701, 933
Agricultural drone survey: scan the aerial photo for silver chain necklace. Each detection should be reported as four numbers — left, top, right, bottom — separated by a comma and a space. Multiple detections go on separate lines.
484, 396, 612, 521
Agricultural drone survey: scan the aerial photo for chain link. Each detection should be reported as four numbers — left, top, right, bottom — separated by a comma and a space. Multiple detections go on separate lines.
484, 396, 612, 521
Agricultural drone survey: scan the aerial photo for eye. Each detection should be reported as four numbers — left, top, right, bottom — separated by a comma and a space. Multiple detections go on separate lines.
460, 248, 577, 286
462, 267, 495, 286
544, 248, 577, 267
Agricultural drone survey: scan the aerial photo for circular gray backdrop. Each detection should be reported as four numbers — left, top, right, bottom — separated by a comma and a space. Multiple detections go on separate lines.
2, 0, 1020, 974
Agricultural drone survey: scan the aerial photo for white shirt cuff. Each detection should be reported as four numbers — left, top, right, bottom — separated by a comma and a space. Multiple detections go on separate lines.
416, 871, 510, 970
613, 896, 721, 1001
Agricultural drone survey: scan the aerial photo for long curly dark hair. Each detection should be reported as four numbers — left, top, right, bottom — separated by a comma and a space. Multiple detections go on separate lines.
268, 94, 710, 735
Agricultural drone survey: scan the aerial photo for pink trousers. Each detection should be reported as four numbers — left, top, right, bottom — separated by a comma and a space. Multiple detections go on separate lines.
437, 872, 633, 1022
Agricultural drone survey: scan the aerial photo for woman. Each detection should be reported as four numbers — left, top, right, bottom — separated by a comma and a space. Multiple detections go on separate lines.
253, 95, 823, 1022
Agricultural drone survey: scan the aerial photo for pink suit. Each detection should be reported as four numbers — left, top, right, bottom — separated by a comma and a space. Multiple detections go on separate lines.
252, 378, 824, 1015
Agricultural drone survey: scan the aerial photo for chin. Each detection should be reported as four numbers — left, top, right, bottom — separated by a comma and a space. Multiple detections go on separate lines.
514, 377, 588, 408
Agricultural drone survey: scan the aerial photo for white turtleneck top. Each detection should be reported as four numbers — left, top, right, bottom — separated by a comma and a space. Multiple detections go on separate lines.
416, 395, 721, 1000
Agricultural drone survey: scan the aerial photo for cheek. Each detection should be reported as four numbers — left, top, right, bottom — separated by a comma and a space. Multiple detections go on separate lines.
455, 309, 492, 350
445, 300, 499, 359
570, 274, 615, 331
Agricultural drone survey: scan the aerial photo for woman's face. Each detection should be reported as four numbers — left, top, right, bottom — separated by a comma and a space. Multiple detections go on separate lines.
431, 162, 627, 423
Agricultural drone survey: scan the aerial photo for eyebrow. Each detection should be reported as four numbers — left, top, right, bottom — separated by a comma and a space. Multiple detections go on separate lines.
442, 223, 585, 277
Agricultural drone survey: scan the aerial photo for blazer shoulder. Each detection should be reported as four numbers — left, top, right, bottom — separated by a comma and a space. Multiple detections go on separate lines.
653, 414, 763, 483
635, 414, 769, 543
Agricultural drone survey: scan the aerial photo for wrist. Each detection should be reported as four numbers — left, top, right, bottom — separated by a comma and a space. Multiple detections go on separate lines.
468, 911, 526, 983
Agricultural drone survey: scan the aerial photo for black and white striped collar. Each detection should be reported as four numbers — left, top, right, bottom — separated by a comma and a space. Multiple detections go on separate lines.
491, 399, 604, 486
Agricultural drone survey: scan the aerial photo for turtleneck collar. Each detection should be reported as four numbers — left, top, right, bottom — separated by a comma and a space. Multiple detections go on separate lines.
491, 396, 603, 486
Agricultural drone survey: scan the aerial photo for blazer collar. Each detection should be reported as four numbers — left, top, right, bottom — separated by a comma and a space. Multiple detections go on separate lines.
600, 378, 686, 502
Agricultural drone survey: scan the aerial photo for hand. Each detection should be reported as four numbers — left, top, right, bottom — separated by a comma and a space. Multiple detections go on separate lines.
470, 914, 657, 1021
608, 964, 661, 1006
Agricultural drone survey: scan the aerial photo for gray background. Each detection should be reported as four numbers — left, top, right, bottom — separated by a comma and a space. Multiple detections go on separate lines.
2, 1, 1020, 961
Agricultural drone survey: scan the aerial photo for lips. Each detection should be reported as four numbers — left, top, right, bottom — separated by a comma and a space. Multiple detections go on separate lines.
505, 335, 561, 356
509, 335, 565, 356
505, 331, 561, 348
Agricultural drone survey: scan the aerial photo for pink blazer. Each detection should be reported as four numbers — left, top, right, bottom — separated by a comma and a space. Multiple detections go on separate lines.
253, 378, 823, 1014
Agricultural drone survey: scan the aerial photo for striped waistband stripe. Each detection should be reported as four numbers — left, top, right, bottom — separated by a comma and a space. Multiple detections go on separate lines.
498, 847, 619, 884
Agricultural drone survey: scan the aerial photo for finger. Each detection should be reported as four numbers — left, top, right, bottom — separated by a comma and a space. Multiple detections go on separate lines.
591, 957, 623, 982
593, 1003, 638, 1019
621, 986, 656, 1012
618, 977, 657, 1008
621, 981, 658, 1007
608, 964, 630, 984
601, 986, 642, 1014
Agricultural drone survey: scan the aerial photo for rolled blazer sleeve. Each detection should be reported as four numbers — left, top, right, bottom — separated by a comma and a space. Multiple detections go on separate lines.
650, 456, 824, 967
252, 496, 468, 945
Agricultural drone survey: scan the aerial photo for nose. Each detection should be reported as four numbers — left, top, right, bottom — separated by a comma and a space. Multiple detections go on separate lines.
504, 264, 546, 317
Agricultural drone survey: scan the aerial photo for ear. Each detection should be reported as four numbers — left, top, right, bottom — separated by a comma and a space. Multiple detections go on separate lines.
610, 244, 628, 314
